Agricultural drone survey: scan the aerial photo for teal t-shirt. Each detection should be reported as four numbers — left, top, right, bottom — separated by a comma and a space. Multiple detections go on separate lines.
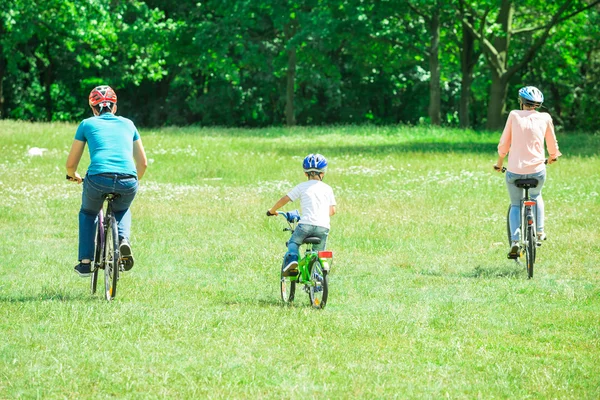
74, 113, 140, 176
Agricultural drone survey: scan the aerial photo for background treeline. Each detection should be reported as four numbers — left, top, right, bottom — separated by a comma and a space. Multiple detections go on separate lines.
1, 0, 599, 130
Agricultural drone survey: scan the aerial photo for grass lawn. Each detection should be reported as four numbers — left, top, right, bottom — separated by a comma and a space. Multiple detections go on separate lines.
0, 121, 599, 399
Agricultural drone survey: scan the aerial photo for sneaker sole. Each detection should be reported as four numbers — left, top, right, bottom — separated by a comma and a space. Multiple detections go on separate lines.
75, 270, 92, 277
282, 262, 298, 277
507, 245, 520, 259
119, 244, 134, 271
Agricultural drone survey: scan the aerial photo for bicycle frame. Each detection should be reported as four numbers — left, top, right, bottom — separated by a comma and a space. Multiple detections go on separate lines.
275, 211, 332, 308
278, 213, 332, 284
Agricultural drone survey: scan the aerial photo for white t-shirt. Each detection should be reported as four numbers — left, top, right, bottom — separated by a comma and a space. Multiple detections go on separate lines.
287, 180, 336, 229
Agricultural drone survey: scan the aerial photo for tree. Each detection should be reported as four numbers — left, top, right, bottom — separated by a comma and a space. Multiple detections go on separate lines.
461, 0, 600, 129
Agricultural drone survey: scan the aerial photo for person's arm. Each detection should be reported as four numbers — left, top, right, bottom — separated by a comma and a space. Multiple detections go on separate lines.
329, 205, 336, 216
65, 139, 86, 183
544, 118, 562, 164
495, 113, 513, 172
268, 195, 292, 215
133, 138, 148, 180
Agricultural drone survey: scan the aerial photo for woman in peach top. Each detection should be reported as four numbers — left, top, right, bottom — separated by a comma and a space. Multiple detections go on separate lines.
494, 86, 562, 258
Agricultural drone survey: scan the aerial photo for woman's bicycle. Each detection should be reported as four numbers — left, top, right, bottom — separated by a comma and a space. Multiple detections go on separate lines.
504, 177, 539, 278
273, 211, 333, 309
499, 159, 553, 279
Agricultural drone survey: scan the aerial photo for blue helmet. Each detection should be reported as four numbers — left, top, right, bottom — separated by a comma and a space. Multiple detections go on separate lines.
518, 86, 544, 107
303, 153, 328, 173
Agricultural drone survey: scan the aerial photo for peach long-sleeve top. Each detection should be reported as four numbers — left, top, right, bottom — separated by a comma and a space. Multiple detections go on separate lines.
498, 110, 562, 174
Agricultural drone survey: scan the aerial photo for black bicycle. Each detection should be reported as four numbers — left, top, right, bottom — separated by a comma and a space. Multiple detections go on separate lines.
91, 193, 121, 300
67, 175, 123, 300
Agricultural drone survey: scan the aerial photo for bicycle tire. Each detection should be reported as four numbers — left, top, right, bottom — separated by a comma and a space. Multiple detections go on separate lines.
506, 204, 511, 246
308, 259, 328, 309
526, 226, 535, 279
104, 215, 119, 300
91, 215, 103, 295
280, 259, 296, 303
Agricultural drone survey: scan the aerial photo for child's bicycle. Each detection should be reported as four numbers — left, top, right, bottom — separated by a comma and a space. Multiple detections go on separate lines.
272, 210, 333, 309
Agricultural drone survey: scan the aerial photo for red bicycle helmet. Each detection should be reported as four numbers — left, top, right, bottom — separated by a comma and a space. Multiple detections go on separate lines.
88, 85, 117, 108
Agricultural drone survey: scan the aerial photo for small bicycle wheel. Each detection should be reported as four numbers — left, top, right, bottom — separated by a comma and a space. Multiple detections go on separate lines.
91, 211, 104, 295
280, 260, 296, 303
104, 215, 119, 300
308, 259, 328, 309
526, 226, 536, 279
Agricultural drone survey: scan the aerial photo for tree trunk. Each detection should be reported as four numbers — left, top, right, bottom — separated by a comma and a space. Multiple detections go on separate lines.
0, 57, 5, 119
487, 71, 509, 130
459, 14, 476, 128
485, 0, 513, 130
428, 7, 441, 125
284, 21, 297, 127
42, 43, 54, 122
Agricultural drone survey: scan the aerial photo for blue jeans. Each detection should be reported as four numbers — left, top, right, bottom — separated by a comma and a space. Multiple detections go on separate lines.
79, 173, 138, 261
284, 224, 330, 265
506, 169, 546, 241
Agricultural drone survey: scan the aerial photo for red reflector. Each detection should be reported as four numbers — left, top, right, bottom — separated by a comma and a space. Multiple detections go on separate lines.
524, 201, 536, 206
318, 251, 333, 259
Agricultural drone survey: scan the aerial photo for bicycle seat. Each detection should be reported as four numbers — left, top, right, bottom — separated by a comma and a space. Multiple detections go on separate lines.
514, 178, 538, 189
303, 237, 322, 245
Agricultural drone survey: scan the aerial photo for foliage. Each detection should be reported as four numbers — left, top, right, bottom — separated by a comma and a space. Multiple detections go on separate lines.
0, 0, 599, 130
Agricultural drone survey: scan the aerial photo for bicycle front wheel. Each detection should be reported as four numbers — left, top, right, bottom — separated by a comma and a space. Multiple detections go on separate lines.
280, 260, 296, 303
104, 215, 119, 300
91, 211, 104, 295
308, 259, 328, 309
526, 226, 536, 279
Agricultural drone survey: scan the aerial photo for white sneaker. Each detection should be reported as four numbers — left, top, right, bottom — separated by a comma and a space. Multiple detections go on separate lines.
537, 232, 547, 241
508, 241, 520, 259
282, 261, 298, 277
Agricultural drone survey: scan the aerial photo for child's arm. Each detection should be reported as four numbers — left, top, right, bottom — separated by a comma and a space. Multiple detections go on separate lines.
330, 205, 336, 216
268, 195, 292, 216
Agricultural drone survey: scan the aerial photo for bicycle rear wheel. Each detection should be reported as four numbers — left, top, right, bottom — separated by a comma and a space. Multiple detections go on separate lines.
104, 215, 119, 300
505, 204, 511, 246
280, 259, 296, 303
308, 259, 328, 309
526, 226, 536, 279
91, 212, 103, 295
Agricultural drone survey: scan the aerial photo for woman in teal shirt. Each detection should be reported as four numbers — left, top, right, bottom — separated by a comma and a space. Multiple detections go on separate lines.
66, 86, 148, 277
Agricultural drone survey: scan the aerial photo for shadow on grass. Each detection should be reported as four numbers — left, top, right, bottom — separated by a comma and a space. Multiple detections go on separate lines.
222, 298, 285, 308
280, 135, 598, 158
155, 126, 598, 157
0, 287, 94, 303
461, 262, 526, 279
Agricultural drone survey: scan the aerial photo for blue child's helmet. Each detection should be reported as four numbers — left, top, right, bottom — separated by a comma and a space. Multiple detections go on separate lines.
518, 86, 544, 107
303, 153, 328, 172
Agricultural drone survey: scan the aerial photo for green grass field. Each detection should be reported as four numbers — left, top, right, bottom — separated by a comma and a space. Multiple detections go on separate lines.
1, 120, 599, 399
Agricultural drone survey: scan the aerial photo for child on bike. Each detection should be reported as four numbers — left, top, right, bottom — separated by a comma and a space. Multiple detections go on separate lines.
267, 154, 337, 276
494, 86, 561, 258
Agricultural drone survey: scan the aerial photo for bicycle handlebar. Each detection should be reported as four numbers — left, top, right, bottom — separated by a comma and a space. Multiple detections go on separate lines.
495, 158, 555, 174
